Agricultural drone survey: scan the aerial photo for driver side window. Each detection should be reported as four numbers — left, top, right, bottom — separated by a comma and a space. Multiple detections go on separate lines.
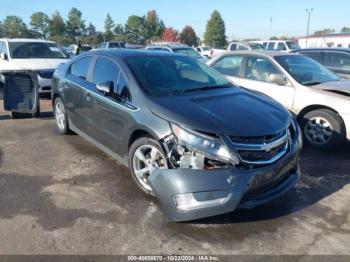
212, 55, 243, 77
244, 57, 280, 83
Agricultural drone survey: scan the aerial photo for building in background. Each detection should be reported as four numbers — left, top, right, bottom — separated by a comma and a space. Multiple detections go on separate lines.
299, 33, 350, 48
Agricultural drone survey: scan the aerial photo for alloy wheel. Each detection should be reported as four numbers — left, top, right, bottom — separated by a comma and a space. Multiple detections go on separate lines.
132, 144, 167, 192
304, 116, 333, 145
55, 100, 66, 130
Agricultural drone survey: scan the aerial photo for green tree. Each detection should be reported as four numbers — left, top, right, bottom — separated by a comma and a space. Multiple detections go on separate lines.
82, 32, 104, 47
203, 10, 226, 47
341, 26, 350, 33
113, 23, 125, 41
86, 22, 96, 36
269, 36, 278, 40
66, 8, 85, 40
30, 12, 50, 39
104, 14, 115, 41
144, 10, 165, 42
2, 16, 31, 38
125, 15, 146, 44
314, 28, 335, 36
0, 22, 3, 38
48, 11, 66, 37
180, 25, 198, 46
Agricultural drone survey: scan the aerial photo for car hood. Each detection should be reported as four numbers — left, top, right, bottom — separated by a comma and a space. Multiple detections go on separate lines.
314, 80, 350, 95
147, 88, 291, 137
11, 59, 68, 70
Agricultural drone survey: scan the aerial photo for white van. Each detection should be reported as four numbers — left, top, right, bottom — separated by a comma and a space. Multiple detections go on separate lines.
0, 38, 69, 94
265, 40, 300, 52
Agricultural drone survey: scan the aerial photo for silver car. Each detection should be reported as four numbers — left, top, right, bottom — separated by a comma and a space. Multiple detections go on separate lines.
208, 51, 350, 149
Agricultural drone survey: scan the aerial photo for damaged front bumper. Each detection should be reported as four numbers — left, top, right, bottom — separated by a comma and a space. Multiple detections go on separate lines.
149, 141, 300, 222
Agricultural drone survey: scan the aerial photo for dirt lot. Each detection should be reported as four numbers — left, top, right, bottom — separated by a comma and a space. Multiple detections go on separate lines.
0, 97, 349, 255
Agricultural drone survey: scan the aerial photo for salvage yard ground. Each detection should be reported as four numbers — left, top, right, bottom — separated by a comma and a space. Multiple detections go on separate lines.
0, 97, 349, 255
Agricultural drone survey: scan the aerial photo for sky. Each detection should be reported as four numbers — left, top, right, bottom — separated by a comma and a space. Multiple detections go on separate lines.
0, 0, 349, 40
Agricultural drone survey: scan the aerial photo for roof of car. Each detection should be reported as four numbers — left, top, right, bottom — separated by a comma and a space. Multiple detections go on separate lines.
216, 50, 301, 58
293, 48, 350, 53
0, 38, 55, 43
146, 44, 190, 49
87, 48, 186, 58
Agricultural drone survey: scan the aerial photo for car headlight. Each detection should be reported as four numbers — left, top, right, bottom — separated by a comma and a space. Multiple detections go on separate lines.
171, 123, 239, 165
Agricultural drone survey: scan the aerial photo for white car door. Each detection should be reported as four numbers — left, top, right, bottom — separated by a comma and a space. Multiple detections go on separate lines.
237, 56, 295, 109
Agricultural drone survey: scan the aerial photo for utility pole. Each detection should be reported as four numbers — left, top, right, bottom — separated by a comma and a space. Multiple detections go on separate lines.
305, 8, 314, 47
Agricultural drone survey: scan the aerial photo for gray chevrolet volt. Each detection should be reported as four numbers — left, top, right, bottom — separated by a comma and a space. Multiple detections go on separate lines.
51, 49, 302, 222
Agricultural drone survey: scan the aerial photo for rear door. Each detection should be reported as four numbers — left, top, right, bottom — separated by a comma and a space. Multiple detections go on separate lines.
238, 55, 295, 109
63, 55, 95, 134
3, 71, 39, 114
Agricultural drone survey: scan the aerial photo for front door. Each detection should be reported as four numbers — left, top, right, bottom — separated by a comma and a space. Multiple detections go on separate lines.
237, 56, 295, 109
88, 56, 134, 154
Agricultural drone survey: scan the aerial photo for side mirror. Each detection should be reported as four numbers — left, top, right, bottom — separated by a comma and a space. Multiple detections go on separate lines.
269, 74, 288, 85
0, 53, 8, 60
96, 81, 113, 96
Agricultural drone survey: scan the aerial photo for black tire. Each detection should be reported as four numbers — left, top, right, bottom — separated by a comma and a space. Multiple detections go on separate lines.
300, 109, 345, 149
53, 97, 70, 134
128, 137, 168, 196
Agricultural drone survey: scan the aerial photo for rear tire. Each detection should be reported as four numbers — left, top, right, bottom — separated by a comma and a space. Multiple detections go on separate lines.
128, 137, 168, 195
300, 109, 345, 149
54, 97, 70, 134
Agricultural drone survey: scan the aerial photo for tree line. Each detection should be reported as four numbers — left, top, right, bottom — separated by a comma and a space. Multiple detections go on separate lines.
0, 8, 228, 48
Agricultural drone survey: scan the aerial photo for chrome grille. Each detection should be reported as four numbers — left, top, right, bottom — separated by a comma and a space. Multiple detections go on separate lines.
230, 129, 291, 166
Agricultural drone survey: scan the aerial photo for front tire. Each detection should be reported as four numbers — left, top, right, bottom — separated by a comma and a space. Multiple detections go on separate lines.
128, 137, 168, 195
300, 109, 345, 149
54, 97, 70, 134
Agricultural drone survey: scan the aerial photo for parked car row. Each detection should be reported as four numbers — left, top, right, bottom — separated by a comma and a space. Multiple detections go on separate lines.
208, 50, 350, 149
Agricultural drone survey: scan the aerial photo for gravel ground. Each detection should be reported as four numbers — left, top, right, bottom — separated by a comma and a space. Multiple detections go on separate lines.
0, 97, 349, 255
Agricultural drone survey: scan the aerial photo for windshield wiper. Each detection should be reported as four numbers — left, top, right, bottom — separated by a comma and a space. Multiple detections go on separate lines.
183, 85, 231, 93
303, 81, 322, 86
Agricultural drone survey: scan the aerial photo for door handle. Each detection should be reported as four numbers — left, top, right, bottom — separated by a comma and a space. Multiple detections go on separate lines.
86, 92, 92, 102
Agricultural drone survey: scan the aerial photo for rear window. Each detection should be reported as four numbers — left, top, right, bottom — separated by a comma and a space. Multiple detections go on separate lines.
108, 42, 125, 49
70, 56, 92, 80
9, 42, 68, 59
172, 48, 202, 58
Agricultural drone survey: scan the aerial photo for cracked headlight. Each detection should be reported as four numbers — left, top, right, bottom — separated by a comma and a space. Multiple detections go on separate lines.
171, 123, 239, 165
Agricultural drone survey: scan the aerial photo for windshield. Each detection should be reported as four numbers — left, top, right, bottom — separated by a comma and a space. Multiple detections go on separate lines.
109, 42, 125, 48
249, 43, 264, 50
9, 42, 68, 59
173, 48, 202, 59
126, 55, 232, 97
275, 55, 340, 85
286, 41, 300, 50
202, 46, 212, 51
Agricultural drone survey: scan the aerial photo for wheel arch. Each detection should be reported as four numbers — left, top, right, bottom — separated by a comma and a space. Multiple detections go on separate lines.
52, 92, 60, 107
296, 104, 347, 137
128, 129, 156, 149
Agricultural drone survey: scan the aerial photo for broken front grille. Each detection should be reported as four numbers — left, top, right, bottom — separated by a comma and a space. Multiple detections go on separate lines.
230, 129, 291, 166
